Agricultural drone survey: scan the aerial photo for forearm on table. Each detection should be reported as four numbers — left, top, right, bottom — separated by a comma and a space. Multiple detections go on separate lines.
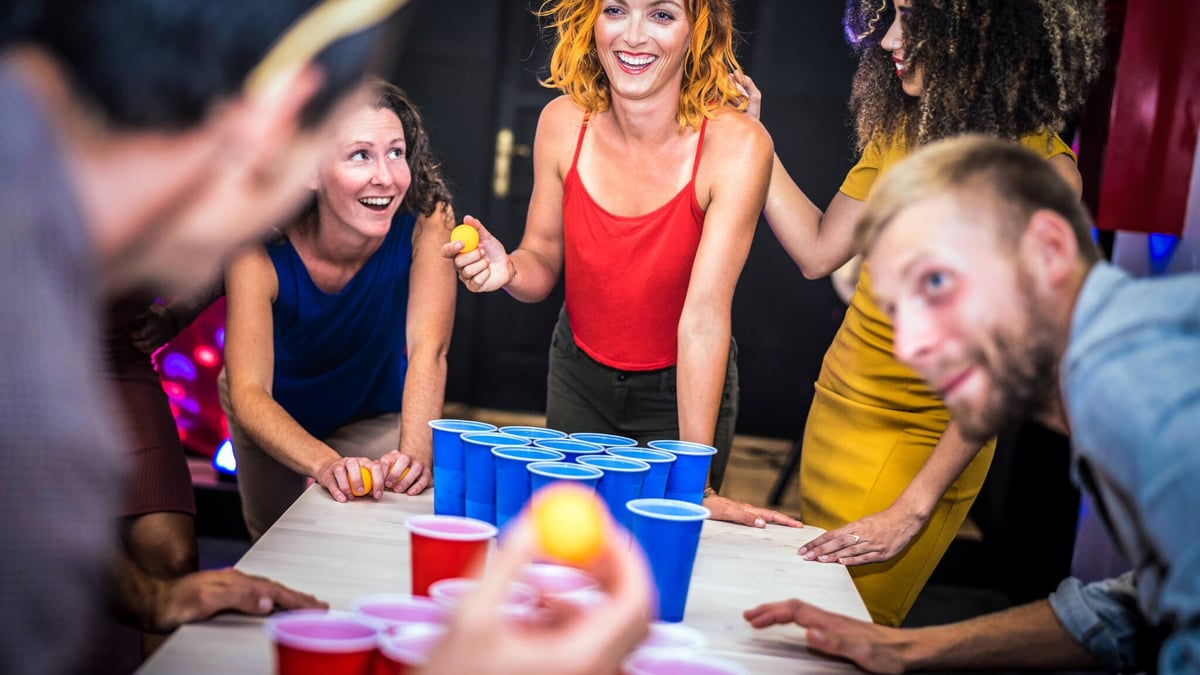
397, 344, 448, 462
232, 388, 339, 476
890, 420, 986, 521
903, 600, 1099, 671
675, 320, 728, 454
109, 552, 164, 633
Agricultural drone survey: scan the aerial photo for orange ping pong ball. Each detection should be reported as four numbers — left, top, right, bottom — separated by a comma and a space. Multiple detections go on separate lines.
451, 224, 479, 253
532, 483, 608, 566
352, 466, 373, 497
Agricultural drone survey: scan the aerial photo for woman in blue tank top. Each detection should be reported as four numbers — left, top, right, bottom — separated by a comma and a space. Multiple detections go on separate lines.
221, 81, 457, 540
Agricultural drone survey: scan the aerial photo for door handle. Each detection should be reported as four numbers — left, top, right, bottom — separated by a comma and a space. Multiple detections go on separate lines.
492, 128, 531, 198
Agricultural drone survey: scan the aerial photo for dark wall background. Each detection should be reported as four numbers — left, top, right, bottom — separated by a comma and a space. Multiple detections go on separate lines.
391, 1, 858, 440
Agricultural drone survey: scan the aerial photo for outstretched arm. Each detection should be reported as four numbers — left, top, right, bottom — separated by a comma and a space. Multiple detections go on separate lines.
798, 420, 984, 564
733, 72, 865, 279
223, 247, 381, 502
744, 597, 1098, 673
680, 111, 801, 530
383, 203, 458, 495
110, 553, 325, 634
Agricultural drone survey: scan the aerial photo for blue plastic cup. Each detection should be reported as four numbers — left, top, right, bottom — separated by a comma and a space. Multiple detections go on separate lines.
492, 447, 566, 532
461, 432, 529, 525
605, 447, 677, 500
577, 455, 650, 530
526, 461, 603, 495
500, 425, 568, 442
429, 419, 497, 516
568, 432, 638, 448
533, 438, 606, 463
647, 440, 717, 505
627, 498, 711, 622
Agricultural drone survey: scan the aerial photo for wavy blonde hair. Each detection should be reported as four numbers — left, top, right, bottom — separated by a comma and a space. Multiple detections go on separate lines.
537, 0, 746, 130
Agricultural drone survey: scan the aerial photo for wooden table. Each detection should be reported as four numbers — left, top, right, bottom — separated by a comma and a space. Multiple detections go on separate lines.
139, 485, 869, 673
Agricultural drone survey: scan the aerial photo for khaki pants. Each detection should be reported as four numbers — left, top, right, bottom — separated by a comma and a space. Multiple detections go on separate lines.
218, 369, 399, 541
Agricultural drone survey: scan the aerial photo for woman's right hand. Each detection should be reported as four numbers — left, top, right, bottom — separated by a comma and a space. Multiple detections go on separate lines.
732, 71, 762, 121
313, 456, 384, 503
441, 215, 515, 293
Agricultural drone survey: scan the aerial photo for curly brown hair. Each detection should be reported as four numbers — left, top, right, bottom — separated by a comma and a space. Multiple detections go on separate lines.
370, 80, 453, 218
844, 0, 1105, 153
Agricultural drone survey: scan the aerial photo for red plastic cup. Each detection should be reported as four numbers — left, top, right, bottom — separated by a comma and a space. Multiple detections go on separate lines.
265, 610, 381, 675
350, 594, 449, 630
374, 624, 446, 675
406, 515, 497, 596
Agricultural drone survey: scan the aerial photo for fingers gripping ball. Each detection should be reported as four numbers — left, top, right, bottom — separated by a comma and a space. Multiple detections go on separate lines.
451, 224, 479, 253
352, 466, 373, 497
532, 484, 608, 566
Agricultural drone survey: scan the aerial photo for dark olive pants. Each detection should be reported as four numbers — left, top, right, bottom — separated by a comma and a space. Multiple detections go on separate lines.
544, 308, 738, 491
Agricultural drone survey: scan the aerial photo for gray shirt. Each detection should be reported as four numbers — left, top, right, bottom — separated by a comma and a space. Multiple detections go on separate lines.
0, 63, 126, 673
1048, 263, 1200, 673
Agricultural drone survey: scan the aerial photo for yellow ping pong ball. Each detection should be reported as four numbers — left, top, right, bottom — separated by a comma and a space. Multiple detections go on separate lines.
532, 483, 608, 567
451, 224, 479, 253
352, 466, 373, 497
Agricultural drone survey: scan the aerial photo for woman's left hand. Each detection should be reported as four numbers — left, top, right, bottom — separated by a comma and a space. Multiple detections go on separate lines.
703, 493, 803, 529
797, 507, 924, 565
731, 71, 762, 121
379, 450, 431, 495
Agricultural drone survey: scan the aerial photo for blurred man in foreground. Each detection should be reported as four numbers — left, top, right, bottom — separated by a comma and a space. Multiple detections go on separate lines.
0, 0, 406, 670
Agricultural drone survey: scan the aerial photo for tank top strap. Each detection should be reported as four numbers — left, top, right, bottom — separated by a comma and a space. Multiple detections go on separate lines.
690, 117, 708, 183
569, 112, 590, 175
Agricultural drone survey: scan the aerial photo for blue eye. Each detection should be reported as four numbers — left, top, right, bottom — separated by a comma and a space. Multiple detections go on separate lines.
350, 150, 368, 161
652, 10, 675, 22
922, 270, 950, 294
388, 148, 405, 160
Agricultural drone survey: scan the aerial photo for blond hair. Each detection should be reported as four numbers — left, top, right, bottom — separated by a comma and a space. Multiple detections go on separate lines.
856, 135, 1101, 263
536, 0, 746, 130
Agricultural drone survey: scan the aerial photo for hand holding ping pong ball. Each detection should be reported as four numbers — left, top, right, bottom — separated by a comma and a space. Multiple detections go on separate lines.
351, 466, 373, 497
450, 224, 479, 253
532, 483, 608, 566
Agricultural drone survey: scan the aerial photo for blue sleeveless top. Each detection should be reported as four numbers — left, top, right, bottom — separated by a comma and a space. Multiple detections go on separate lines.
269, 211, 415, 439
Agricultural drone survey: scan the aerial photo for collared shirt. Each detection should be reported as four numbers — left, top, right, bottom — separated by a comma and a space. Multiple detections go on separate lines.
1048, 263, 1200, 673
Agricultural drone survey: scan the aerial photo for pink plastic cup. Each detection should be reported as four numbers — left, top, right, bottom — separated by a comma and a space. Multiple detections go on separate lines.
518, 563, 599, 596
638, 622, 708, 650
427, 577, 539, 616
623, 648, 748, 675
374, 624, 446, 675
406, 515, 497, 596
350, 594, 449, 630
265, 610, 381, 675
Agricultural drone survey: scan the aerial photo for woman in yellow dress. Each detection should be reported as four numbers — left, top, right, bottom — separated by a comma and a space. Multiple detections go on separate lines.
737, 0, 1104, 625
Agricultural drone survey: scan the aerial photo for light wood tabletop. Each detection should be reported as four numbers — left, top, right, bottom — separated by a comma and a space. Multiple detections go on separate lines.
138, 484, 869, 674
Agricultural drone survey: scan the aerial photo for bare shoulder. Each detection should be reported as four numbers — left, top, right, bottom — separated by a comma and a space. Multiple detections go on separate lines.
705, 108, 772, 159
227, 243, 278, 300
703, 108, 773, 170
537, 95, 588, 141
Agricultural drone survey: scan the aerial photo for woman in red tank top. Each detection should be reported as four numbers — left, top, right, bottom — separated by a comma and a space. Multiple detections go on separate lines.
444, 0, 799, 529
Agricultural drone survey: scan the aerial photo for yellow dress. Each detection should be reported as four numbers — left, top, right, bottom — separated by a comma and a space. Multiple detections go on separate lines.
799, 131, 1075, 626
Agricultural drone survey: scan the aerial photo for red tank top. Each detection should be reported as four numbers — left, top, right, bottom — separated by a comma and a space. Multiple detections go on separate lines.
561, 114, 707, 370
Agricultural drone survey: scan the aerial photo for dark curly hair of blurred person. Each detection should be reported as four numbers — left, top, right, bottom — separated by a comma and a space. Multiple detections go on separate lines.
843, 0, 1105, 153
